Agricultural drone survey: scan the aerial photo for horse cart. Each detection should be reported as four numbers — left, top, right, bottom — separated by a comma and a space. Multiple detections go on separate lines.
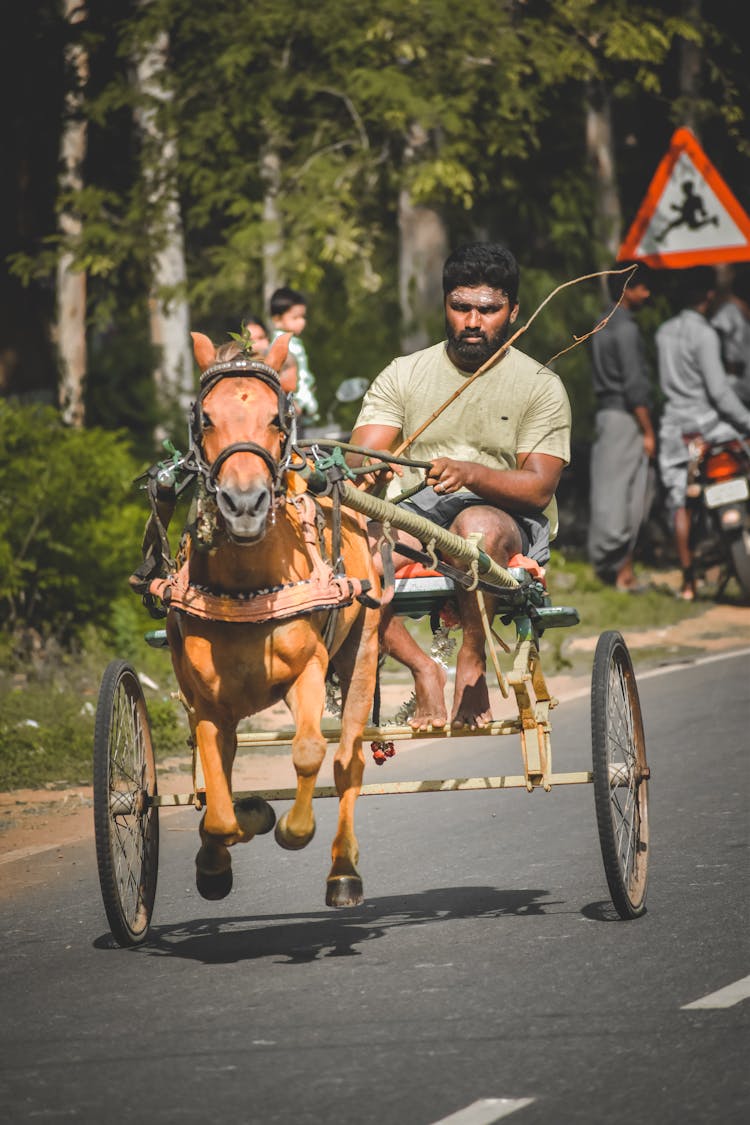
93, 340, 650, 947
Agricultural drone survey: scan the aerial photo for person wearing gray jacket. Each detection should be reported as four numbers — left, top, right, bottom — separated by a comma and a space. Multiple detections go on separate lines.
656, 267, 750, 600
588, 262, 656, 590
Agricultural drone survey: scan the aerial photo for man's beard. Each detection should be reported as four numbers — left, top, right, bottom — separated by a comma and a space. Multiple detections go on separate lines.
446, 320, 512, 371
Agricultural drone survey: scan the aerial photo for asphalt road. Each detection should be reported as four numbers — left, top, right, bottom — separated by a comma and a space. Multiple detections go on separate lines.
1, 650, 748, 1125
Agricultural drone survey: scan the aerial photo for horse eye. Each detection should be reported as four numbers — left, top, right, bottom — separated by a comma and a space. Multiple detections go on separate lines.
270, 414, 281, 430
201, 410, 214, 429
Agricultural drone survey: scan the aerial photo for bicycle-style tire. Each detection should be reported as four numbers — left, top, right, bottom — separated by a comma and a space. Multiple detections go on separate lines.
93, 660, 159, 946
591, 632, 650, 919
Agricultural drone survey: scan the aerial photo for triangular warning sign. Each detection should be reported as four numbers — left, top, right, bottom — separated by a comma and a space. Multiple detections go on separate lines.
618, 127, 750, 268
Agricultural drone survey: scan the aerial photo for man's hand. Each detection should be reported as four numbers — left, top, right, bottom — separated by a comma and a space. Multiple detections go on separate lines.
426, 457, 472, 494
428, 451, 565, 512
357, 456, 402, 492
634, 406, 656, 460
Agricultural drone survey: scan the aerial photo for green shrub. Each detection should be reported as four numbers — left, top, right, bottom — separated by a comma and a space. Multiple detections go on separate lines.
0, 401, 145, 641
0, 682, 95, 789
147, 696, 192, 760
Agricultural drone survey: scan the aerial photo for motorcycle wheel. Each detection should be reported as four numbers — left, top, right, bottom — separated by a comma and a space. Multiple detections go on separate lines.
729, 528, 750, 598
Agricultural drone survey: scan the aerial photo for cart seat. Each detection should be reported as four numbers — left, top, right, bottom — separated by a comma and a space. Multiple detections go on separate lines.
393, 562, 456, 616
145, 556, 574, 647
392, 555, 546, 618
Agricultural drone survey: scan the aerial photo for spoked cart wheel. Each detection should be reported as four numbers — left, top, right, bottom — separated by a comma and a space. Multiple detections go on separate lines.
94, 660, 159, 946
591, 631, 650, 919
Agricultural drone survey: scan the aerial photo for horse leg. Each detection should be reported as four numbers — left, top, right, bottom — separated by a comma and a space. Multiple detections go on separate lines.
193, 715, 273, 900
274, 658, 328, 852
326, 612, 380, 908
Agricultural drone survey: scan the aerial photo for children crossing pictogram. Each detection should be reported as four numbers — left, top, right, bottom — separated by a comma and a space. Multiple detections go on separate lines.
618, 127, 750, 267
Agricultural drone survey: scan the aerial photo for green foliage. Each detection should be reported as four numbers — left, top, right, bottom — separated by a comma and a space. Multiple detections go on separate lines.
0, 682, 94, 789
147, 696, 191, 760
0, 402, 145, 641
545, 550, 701, 636
0, 613, 189, 788
7, 0, 747, 421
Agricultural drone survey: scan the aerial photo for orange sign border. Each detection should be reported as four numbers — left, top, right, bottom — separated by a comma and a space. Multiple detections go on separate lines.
617, 127, 750, 267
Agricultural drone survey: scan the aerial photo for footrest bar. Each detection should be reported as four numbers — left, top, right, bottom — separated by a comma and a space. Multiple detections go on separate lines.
152, 770, 593, 806
236, 718, 522, 748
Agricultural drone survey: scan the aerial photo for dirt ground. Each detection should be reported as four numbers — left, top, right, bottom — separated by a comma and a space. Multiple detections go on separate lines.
2, 586, 749, 879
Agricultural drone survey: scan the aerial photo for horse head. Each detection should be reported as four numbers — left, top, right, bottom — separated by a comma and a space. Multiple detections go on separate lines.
190, 331, 294, 544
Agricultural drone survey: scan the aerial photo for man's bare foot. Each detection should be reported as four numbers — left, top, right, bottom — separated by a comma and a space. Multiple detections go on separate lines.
451, 649, 492, 729
408, 661, 448, 730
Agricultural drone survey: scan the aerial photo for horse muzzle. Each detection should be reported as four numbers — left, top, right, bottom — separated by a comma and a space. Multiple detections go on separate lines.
215, 482, 272, 543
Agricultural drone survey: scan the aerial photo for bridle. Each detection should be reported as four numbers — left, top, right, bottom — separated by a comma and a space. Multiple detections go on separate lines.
185, 357, 300, 497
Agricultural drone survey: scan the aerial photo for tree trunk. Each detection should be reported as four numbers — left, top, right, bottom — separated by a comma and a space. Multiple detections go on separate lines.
133, 14, 192, 438
398, 124, 449, 354
585, 82, 623, 287
261, 139, 283, 314
56, 0, 88, 428
678, 0, 702, 136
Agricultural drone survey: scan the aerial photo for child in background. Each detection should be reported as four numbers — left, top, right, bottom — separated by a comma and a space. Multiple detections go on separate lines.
240, 313, 298, 395
269, 287, 320, 427
243, 315, 270, 355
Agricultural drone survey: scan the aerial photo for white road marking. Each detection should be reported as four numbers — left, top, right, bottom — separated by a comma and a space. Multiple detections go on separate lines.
430, 1098, 535, 1124
635, 646, 750, 679
681, 974, 750, 1009
555, 645, 750, 705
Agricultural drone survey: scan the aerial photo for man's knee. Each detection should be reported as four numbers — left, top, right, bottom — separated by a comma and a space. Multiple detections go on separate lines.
449, 505, 521, 562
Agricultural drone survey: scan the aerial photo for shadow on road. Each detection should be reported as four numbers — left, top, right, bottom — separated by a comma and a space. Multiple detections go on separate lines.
93, 884, 566, 963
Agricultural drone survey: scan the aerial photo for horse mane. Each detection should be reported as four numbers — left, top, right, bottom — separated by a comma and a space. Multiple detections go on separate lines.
215, 341, 244, 362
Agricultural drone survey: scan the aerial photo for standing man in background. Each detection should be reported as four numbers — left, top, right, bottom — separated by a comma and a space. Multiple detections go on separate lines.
269, 286, 320, 429
587, 262, 657, 591
711, 269, 750, 406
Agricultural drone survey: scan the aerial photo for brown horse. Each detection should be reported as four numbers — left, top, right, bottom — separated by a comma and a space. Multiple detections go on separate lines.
164, 331, 380, 907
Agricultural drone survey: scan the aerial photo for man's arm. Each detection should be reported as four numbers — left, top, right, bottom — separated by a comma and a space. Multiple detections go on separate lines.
348, 423, 401, 462
633, 404, 656, 459
426, 452, 566, 513
617, 323, 656, 457
697, 330, 750, 434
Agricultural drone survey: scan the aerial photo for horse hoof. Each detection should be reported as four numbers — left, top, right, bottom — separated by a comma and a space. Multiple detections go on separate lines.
274, 811, 315, 851
195, 866, 233, 900
234, 796, 276, 836
326, 875, 364, 908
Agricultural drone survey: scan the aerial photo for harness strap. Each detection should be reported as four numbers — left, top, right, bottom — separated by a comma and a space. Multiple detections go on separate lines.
208, 441, 278, 489
147, 567, 367, 624
147, 489, 374, 630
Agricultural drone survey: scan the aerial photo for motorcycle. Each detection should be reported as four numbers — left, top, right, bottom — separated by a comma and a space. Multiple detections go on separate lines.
301, 376, 370, 443
684, 434, 750, 598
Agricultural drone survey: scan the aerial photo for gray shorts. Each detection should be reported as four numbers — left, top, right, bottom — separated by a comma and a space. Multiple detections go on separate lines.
399, 486, 551, 564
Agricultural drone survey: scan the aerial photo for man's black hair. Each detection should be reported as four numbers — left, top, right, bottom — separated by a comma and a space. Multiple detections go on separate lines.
442, 243, 520, 306
270, 286, 306, 317
678, 266, 717, 308
607, 260, 652, 301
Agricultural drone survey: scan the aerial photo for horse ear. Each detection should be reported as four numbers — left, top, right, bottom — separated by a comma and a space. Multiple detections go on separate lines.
191, 331, 217, 372
265, 332, 291, 374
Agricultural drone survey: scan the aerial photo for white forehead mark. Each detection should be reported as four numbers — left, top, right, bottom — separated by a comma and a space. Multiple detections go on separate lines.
448, 286, 509, 307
